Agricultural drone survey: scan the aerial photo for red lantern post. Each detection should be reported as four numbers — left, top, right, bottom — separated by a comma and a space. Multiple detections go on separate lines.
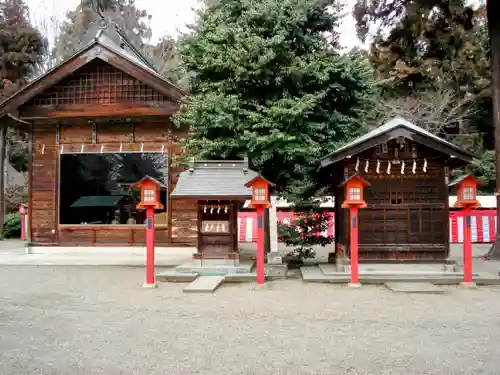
132, 176, 165, 288
452, 175, 483, 287
18, 204, 27, 241
245, 176, 274, 285
340, 175, 370, 287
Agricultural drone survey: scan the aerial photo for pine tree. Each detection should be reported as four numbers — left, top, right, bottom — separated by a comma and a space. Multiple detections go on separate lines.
178, 0, 377, 200
53, 0, 152, 62
0, 0, 47, 96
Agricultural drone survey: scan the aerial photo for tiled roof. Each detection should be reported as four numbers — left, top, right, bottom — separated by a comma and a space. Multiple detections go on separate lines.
171, 160, 259, 199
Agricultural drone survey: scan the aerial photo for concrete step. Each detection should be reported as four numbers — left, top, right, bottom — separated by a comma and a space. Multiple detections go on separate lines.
175, 262, 253, 275
224, 273, 257, 283
183, 276, 225, 293
385, 282, 445, 294
156, 270, 198, 283
301, 267, 500, 285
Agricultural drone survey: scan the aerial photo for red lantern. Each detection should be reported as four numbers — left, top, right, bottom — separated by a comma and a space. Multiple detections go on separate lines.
245, 175, 274, 285
453, 175, 483, 209
133, 176, 164, 210
451, 175, 483, 287
340, 175, 370, 209
245, 176, 273, 209
132, 176, 165, 288
339, 174, 370, 287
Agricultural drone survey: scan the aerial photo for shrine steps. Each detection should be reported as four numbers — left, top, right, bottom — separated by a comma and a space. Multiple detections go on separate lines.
156, 261, 257, 292
300, 266, 500, 285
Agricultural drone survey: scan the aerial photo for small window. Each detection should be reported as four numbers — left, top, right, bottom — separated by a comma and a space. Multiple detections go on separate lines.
254, 188, 266, 201
349, 187, 361, 201
144, 189, 155, 202
463, 187, 474, 201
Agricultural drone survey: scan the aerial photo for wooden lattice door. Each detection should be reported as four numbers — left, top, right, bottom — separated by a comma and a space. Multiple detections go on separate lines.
360, 175, 447, 247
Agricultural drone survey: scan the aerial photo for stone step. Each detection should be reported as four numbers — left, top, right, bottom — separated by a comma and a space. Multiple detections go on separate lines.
183, 276, 225, 293
224, 273, 257, 283
301, 267, 500, 285
156, 270, 198, 283
385, 282, 445, 294
175, 263, 253, 275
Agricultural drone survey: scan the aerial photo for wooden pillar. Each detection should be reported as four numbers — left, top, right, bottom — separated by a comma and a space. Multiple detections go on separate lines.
0, 124, 7, 239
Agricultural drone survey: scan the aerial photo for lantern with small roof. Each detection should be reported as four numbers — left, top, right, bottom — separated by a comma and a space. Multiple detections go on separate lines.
451, 175, 483, 209
132, 176, 165, 210
244, 175, 274, 209
340, 175, 371, 209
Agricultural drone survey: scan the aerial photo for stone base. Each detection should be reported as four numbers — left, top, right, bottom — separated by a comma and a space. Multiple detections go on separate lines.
459, 281, 478, 289
142, 282, 158, 289
264, 264, 287, 279
190, 257, 240, 267
347, 282, 362, 288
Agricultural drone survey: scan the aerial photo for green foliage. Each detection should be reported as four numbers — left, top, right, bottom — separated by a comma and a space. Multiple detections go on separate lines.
178, 0, 377, 202
354, 0, 495, 192
0, 0, 47, 96
3, 212, 20, 238
278, 203, 333, 265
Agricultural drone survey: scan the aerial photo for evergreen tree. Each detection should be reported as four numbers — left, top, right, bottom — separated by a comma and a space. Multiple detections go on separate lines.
178, 0, 377, 201
0, 0, 47, 96
53, 0, 152, 62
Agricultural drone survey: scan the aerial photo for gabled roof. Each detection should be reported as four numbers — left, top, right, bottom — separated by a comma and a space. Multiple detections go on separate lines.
0, 25, 187, 118
171, 160, 260, 199
320, 116, 475, 168
70, 195, 125, 208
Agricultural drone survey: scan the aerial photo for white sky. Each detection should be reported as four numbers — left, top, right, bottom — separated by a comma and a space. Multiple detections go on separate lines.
27, 0, 362, 50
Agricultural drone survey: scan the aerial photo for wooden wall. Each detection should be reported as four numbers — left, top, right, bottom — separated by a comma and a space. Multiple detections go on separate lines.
29, 118, 197, 246
334, 139, 450, 261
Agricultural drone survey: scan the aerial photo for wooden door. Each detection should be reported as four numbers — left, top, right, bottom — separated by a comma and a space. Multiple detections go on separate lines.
360, 175, 447, 246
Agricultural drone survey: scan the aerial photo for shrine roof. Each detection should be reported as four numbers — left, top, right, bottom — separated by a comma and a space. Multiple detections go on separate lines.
171, 160, 260, 200
70, 195, 126, 208
319, 116, 475, 168
0, 24, 186, 119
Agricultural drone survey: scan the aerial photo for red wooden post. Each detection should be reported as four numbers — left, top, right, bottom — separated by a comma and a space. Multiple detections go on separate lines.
350, 206, 359, 285
256, 206, 265, 284
19, 205, 26, 241
451, 175, 482, 288
146, 206, 155, 286
463, 207, 472, 284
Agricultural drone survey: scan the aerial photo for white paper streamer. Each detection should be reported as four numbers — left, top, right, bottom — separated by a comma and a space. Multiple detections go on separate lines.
140, 143, 144, 152
423, 158, 428, 172
387, 161, 391, 174
119, 143, 123, 152
401, 161, 405, 175
376, 159, 380, 174
41, 144, 45, 155
60, 145, 64, 154
224, 205, 228, 213
161, 144, 165, 153
80, 144, 84, 153
355, 157, 360, 172
412, 160, 416, 174
100, 145, 104, 153
364, 160, 369, 173
203, 205, 207, 213
210, 207, 214, 214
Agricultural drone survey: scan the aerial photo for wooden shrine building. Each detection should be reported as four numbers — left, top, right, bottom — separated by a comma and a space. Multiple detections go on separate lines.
319, 117, 475, 261
0, 24, 200, 247
171, 159, 261, 264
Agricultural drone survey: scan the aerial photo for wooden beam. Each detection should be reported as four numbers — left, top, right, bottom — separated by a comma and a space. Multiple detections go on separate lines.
0, 54, 93, 117
20, 102, 180, 119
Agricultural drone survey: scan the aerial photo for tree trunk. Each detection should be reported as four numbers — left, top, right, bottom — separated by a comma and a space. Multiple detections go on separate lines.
0, 125, 7, 240
489, 0, 500, 258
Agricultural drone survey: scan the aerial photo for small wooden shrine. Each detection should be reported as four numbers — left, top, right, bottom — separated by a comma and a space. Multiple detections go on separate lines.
171, 159, 262, 265
0, 23, 194, 246
319, 117, 475, 261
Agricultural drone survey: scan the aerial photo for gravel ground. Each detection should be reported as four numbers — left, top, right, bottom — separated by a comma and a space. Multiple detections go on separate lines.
1, 267, 500, 374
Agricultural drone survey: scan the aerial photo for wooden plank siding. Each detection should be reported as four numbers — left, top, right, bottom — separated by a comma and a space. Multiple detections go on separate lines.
29, 119, 196, 246
335, 139, 450, 261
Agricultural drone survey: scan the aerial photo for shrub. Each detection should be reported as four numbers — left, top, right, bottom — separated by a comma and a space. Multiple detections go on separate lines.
4, 212, 21, 238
